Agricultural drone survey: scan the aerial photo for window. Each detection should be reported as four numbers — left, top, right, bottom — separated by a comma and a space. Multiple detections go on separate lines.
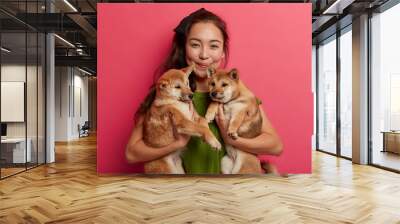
371, 2, 400, 171
317, 35, 337, 154
339, 27, 352, 158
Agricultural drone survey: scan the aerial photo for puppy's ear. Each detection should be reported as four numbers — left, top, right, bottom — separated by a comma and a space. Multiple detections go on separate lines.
229, 69, 239, 81
207, 67, 216, 78
158, 80, 168, 90
182, 63, 195, 77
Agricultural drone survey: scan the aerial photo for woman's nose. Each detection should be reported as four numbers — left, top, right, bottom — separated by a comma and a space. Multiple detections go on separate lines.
199, 48, 209, 60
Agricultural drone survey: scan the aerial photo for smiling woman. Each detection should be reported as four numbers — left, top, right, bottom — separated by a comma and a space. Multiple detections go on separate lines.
185, 22, 226, 78
125, 8, 283, 174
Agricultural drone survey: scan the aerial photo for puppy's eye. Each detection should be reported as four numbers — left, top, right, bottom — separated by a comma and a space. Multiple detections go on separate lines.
211, 82, 215, 87
222, 83, 228, 87
175, 85, 181, 89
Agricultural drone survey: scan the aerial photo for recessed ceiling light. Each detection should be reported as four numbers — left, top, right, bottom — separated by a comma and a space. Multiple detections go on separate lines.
322, 0, 354, 15
78, 67, 93, 76
1, 47, 11, 53
63, 0, 78, 12
54, 34, 75, 48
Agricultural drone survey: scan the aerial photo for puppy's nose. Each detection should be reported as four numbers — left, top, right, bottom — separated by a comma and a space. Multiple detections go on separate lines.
211, 92, 217, 97
188, 94, 193, 99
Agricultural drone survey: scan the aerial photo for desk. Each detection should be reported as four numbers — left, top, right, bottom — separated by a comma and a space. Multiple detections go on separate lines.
1, 138, 31, 163
381, 131, 400, 154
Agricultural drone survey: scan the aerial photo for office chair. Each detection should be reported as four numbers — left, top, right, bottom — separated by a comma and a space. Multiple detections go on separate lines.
79, 121, 90, 138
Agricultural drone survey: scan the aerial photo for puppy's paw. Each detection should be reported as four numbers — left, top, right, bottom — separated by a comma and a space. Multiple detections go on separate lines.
205, 113, 215, 123
205, 135, 222, 150
228, 132, 238, 140
211, 140, 222, 151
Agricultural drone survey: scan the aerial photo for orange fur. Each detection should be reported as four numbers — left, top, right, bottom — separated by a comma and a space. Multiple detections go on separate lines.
206, 68, 266, 174
143, 65, 221, 174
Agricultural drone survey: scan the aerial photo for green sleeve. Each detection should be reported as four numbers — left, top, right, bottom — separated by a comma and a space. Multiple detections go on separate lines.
256, 98, 262, 105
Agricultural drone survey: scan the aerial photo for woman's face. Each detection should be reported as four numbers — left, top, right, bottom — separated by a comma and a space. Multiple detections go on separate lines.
185, 22, 225, 78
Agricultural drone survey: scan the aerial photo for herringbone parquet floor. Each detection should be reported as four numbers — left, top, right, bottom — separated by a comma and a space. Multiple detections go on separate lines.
1, 134, 400, 223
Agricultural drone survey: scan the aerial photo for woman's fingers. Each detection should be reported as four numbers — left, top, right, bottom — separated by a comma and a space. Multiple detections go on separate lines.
189, 102, 194, 116
217, 104, 224, 119
217, 104, 226, 129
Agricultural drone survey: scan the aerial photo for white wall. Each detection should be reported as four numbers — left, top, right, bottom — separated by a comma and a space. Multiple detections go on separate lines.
55, 66, 69, 141
55, 67, 89, 141
72, 73, 89, 138
1, 65, 41, 137
1, 66, 26, 133
1, 63, 46, 164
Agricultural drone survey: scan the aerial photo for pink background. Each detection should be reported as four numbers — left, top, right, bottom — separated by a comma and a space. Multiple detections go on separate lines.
98, 3, 312, 174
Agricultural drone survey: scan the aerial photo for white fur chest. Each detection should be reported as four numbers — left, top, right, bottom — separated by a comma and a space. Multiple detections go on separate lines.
224, 101, 246, 120
154, 99, 193, 120
175, 101, 193, 120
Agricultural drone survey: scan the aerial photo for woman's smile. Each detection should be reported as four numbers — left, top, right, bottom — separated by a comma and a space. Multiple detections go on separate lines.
196, 63, 210, 70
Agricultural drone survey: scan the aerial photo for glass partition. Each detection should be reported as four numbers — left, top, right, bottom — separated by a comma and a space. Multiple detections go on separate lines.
1, 30, 28, 178
317, 35, 337, 155
0, 1, 46, 179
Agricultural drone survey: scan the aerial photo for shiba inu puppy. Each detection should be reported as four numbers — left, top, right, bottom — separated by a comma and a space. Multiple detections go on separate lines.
205, 68, 264, 174
143, 64, 222, 174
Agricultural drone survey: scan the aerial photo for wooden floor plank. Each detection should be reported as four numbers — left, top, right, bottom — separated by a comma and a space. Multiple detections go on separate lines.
1, 134, 400, 223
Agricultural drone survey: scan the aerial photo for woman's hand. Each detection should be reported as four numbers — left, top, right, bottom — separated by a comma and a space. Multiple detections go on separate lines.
215, 104, 283, 156
126, 116, 192, 164
172, 134, 192, 149
215, 104, 235, 146
171, 103, 193, 149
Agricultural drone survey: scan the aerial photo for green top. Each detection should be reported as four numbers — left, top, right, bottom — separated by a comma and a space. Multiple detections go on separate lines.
181, 92, 226, 174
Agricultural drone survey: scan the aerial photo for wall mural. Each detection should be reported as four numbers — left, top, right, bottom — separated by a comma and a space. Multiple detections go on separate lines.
98, 3, 312, 175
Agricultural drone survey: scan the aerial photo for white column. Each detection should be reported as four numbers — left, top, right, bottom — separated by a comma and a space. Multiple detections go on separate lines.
46, 33, 55, 163
46, 1, 55, 163
352, 14, 369, 164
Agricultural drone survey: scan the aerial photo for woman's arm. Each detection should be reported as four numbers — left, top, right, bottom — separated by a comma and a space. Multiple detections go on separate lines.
125, 115, 191, 163
216, 105, 283, 156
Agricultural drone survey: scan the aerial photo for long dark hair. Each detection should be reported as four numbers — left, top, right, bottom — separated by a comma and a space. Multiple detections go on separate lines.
135, 8, 230, 122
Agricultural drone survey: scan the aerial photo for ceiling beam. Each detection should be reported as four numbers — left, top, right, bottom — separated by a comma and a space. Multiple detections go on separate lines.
55, 55, 96, 69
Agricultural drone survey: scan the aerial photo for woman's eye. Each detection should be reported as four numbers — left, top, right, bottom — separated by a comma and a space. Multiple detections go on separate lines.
211, 45, 219, 49
222, 83, 228, 87
191, 43, 200, 48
